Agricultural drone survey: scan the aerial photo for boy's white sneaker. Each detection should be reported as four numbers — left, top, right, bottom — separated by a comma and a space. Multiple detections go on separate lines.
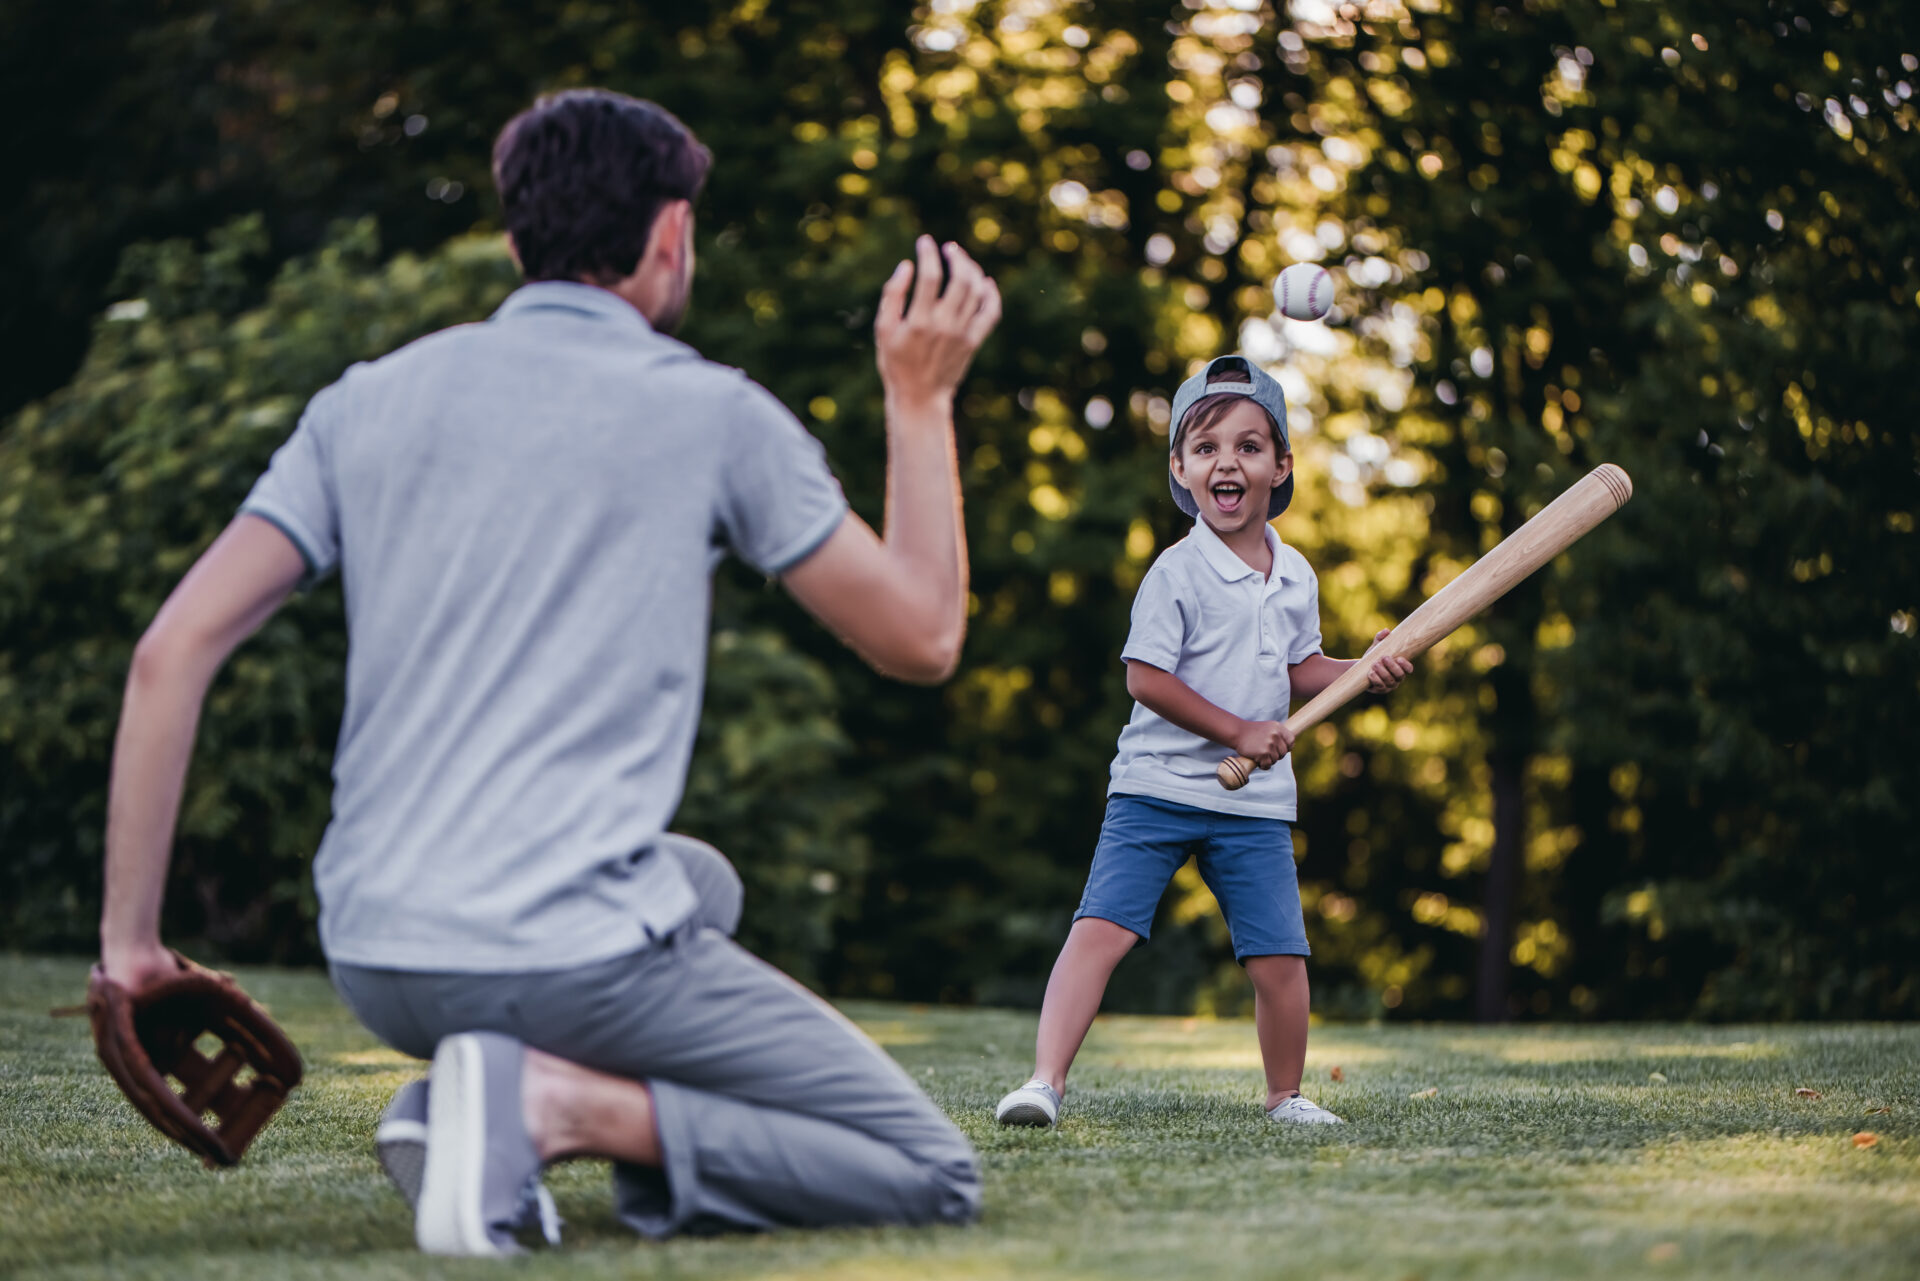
995, 1079, 1062, 1128
1267, 1093, 1344, 1125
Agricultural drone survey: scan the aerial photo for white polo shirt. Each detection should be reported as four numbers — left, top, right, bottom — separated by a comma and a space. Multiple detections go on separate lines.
1110, 519, 1323, 819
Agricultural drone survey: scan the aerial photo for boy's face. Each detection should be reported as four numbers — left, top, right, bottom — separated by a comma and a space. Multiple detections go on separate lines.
1171, 399, 1292, 536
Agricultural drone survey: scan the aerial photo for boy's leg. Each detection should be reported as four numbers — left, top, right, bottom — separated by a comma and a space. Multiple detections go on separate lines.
1244, 955, 1309, 1107
1192, 817, 1314, 1111
1024, 797, 1195, 1095
1032, 917, 1139, 1091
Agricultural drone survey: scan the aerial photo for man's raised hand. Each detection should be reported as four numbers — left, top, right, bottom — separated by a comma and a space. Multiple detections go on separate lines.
781, 236, 995, 684
874, 235, 1002, 409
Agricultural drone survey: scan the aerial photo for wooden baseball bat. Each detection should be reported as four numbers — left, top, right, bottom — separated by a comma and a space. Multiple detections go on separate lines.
1217, 463, 1632, 790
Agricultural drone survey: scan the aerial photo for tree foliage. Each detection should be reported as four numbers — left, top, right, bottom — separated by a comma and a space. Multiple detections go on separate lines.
1282, 0, 1920, 1016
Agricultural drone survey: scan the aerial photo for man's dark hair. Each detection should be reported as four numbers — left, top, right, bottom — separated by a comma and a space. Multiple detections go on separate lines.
1172, 365, 1284, 454
492, 89, 713, 284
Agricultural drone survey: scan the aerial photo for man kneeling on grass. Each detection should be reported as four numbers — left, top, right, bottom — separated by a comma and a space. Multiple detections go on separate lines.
97, 89, 1000, 1256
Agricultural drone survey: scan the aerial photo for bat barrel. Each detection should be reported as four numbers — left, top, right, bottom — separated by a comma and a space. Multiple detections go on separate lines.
1215, 464, 1632, 791
1592, 462, 1633, 511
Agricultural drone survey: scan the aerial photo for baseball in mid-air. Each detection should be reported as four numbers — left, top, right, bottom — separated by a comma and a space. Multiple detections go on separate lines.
1274, 263, 1333, 322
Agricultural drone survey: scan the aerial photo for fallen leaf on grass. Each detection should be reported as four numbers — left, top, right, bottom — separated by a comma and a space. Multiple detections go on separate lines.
1647, 1072, 1668, 1084
1864, 1106, 1892, 1116
1853, 1132, 1879, 1149
1794, 1087, 1822, 1099
1410, 1087, 1438, 1099
1646, 1242, 1680, 1263
1330, 1066, 1345, 1082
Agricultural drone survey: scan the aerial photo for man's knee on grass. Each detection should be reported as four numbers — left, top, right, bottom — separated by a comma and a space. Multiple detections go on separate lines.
914, 1136, 984, 1225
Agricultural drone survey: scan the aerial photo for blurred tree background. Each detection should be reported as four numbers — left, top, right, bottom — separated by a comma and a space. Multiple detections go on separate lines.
3, 0, 1915, 1018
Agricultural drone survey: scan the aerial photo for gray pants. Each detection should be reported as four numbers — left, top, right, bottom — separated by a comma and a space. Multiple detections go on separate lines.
331, 835, 980, 1237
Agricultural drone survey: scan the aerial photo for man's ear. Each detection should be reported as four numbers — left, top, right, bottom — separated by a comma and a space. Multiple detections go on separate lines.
1169, 450, 1189, 488
645, 199, 692, 269
1273, 450, 1294, 489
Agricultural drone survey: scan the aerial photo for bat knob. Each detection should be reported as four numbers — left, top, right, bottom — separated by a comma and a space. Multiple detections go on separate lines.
1217, 756, 1253, 790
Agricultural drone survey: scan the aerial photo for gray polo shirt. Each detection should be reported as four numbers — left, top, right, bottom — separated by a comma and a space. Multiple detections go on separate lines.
241, 282, 847, 972
1110, 520, 1323, 819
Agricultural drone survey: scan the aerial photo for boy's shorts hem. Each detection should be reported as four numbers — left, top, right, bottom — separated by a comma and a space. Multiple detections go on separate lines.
1228, 940, 1312, 963
1070, 906, 1310, 959
1071, 904, 1157, 940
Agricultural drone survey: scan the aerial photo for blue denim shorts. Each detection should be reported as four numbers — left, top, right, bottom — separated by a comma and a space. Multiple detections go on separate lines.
1075, 794, 1309, 960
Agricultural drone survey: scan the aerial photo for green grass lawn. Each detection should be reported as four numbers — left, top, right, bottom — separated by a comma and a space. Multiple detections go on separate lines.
3, 955, 1917, 1279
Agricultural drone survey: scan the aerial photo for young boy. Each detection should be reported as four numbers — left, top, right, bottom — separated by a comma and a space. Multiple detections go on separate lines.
995, 355, 1411, 1129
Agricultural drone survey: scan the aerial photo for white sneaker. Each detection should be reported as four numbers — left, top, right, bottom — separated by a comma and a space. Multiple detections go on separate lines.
415, 1033, 560, 1257
1267, 1093, 1344, 1124
995, 1079, 1062, 1128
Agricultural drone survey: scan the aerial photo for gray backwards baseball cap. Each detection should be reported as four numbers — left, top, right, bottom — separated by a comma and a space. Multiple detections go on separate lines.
1167, 355, 1292, 519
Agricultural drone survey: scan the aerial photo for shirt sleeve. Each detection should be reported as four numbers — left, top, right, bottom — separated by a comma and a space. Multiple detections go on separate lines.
716, 377, 849, 576
1287, 558, 1324, 664
1119, 560, 1192, 671
238, 376, 348, 585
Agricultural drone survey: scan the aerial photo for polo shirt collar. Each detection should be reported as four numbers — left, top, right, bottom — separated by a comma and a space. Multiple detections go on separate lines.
493, 281, 656, 335
1190, 516, 1294, 583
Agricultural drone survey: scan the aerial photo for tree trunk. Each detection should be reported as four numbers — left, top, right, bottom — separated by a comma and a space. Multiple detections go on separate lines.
1564, 762, 1625, 1014
1475, 747, 1526, 1022
1475, 570, 1539, 1023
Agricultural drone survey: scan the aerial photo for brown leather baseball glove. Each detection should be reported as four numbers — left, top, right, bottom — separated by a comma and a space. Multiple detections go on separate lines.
84, 951, 304, 1168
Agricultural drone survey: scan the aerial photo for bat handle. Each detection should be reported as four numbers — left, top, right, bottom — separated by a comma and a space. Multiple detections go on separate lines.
1216, 639, 1381, 790
1217, 754, 1256, 790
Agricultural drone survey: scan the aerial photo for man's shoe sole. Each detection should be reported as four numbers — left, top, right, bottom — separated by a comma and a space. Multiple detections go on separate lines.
415, 1035, 512, 1257
375, 1119, 427, 1207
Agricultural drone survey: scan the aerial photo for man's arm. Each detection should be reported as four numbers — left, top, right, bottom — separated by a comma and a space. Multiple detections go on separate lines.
781, 235, 1000, 683
1125, 660, 1295, 768
99, 515, 307, 989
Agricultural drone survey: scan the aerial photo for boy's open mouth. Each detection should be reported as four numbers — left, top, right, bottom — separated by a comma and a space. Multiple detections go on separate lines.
1210, 481, 1245, 513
